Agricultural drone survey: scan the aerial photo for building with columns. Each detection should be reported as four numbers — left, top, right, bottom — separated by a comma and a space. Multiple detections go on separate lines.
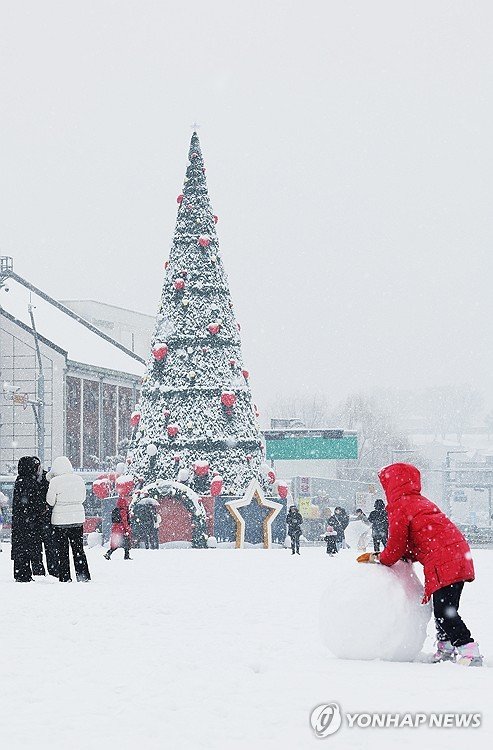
0, 264, 145, 473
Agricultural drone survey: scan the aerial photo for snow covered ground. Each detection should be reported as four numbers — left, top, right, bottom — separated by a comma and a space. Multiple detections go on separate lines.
0, 545, 491, 749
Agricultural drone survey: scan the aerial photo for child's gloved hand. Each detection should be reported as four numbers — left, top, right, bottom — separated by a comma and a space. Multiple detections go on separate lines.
356, 552, 380, 564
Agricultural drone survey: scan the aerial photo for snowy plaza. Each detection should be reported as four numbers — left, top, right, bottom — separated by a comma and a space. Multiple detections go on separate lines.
1, 1, 493, 748
0, 545, 491, 749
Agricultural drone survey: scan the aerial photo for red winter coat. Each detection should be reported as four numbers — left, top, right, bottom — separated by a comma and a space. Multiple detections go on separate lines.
378, 463, 474, 602
110, 495, 131, 550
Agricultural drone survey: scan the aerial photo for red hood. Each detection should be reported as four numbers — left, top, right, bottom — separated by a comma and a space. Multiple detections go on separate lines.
378, 463, 421, 503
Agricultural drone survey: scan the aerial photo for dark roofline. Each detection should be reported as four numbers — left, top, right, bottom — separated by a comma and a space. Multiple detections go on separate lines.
0, 307, 68, 357
67, 359, 142, 383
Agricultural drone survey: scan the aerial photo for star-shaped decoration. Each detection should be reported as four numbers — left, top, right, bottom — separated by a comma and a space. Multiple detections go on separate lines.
225, 479, 283, 549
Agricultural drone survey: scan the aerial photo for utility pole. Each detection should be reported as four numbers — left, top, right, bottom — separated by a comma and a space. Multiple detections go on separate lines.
443, 450, 468, 517
28, 303, 45, 465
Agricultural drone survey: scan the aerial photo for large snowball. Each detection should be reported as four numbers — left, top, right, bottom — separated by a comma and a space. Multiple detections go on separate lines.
320, 554, 431, 662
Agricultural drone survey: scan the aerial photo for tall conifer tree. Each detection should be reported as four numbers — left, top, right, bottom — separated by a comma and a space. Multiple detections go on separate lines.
130, 133, 267, 498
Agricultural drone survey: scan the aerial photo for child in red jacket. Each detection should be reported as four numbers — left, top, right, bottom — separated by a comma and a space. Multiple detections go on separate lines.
358, 463, 481, 667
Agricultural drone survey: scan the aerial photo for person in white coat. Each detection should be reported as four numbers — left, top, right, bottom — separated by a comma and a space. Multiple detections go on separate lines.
47, 456, 91, 583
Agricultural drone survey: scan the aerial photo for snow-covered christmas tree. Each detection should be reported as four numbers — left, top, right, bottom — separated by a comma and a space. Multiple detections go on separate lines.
129, 132, 270, 503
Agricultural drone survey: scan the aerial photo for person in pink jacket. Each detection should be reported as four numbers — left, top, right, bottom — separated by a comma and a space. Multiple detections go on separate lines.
104, 476, 134, 561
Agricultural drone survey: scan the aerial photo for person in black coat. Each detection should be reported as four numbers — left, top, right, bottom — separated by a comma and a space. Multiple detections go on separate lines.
11, 456, 46, 582
132, 500, 155, 549
331, 506, 349, 550
33, 456, 59, 577
286, 505, 303, 555
367, 498, 389, 552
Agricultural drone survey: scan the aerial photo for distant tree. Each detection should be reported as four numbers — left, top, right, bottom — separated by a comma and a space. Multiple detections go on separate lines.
485, 410, 493, 440
423, 385, 483, 442
267, 392, 332, 428
333, 392, 430, 483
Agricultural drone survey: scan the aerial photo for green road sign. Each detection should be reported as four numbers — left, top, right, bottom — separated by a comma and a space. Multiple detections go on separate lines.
264, 431, 358, 461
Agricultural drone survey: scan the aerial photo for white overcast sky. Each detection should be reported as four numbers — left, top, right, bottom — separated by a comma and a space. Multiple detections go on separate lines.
1, 1, 492, 413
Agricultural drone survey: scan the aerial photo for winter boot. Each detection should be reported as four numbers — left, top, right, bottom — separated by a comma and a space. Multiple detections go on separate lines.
455, 642, 483, 667
432, 640, 455, 663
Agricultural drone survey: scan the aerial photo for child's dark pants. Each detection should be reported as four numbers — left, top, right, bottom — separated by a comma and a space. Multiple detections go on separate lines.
432, 581, 473, 647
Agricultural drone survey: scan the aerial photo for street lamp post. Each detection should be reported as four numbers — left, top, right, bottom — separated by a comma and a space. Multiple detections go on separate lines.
443, 450, 468, 517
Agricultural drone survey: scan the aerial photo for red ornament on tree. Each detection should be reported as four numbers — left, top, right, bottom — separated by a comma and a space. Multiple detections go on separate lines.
116, 476, 134, 497
198, 235, 210, 248
193, 460, 210, 477
162, 408, 171, 419
221, 392, 237, 409
164, 260, 169, 270
277, 483, 289, 499
267, 470, 276, 484
92, 478, 111, 500
173, 278, 185, 291
210, 475, 223, 497
228, 359, 236, 367
167, 423, 180, 438
221, 391, 236, 418
152, 343, 168, 361
242, 369, 249, 380
207, 322, 221, 335
130, 411, 141, 427
213, 215, 218, 224
173, 454, 181, 463
177, 194, 184, 204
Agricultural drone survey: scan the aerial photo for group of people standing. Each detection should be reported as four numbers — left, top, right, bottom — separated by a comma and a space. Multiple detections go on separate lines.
286, 499, 388, 556
10, 455, 90, 583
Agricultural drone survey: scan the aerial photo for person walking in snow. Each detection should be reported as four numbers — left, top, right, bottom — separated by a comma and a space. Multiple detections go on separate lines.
132, 498, 155, 549
32, 456, 59, 577
358, 463, 481, 667
47, 456, 91, 583
11, 457, 46, 581
150, 505, 161, 550
0, 490, 8, 553
331, 507, 349, 551
323, 521, 337, 555
286, 505, 303, 555
367, 498, 388, 553
104, 476, 133, 560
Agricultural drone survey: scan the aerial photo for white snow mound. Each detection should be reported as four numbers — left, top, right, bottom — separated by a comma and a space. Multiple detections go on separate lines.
320, 554, 431, 662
